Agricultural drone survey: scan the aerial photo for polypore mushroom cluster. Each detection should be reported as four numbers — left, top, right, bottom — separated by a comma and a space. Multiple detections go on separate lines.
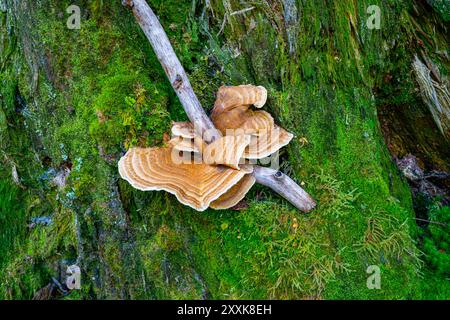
120, 1, 315, 212
119, 85, 300, 211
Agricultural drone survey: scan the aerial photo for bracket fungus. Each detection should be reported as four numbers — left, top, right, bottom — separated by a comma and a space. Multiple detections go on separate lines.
171, 85, 295, 162
120, 0, 316, 212
211, 85, 272, 136
212, 85, 294, 159
210, 174, 256, 209
119, 85, 313, 212
118, 146, 254, 211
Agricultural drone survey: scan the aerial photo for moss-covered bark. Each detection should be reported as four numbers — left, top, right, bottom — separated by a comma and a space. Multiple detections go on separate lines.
0, 0, 448, 299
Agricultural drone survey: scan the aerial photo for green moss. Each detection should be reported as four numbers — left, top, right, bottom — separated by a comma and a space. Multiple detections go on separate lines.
184, 0, 446, 299
90, 66, 171, 152
420, 204, 450, 276
0, 193, 78, 299
0, 180, 27, 269
428, 0, 450, 22
1, 0, 448, 300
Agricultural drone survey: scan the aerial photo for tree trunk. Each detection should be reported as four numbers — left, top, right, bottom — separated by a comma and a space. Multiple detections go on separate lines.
0, 0, 448, 299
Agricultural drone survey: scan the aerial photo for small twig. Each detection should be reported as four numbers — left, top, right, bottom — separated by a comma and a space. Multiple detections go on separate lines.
253, 166, 316, 212
413, 217, 447, 227
230, 6, 255, 16
217, 13, 227, 36
423, 171, 450, 180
